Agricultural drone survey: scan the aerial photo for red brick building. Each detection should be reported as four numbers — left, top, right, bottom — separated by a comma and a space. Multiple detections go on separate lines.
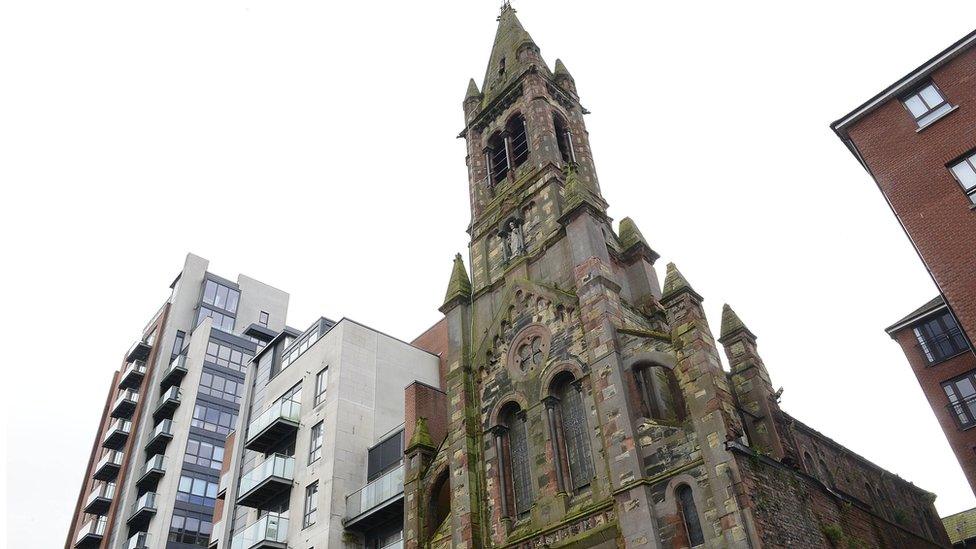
832, 29, 976, 495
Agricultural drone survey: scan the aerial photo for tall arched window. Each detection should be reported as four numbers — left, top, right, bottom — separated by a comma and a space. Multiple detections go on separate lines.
506, 115, 529, 169
426, 471, 451, 540
818, 458, 835, 488
634, 363, 684, 422
676, 484, 705, 547
553, 114, 576, 164
486, 132, 509, 185
493, 403, 533, 520
547, 373, 594, 493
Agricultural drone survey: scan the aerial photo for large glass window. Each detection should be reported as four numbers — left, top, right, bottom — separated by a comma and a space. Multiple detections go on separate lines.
169, 509, 213, 547
553, 378, 594, 491
172, 330, 186, 357
281, 326, 322, 370
303, 482, 318, 528
203, 279, 240, 314
309, 422, 323, 464
913, 312, 969, 364
197, 307, 235, 333
950, 151, 976, 205
205, 341, 252, 374
367, 430, 403, 481
184, 438, 225, 470
198, 370, 243, 403
176, 475, 219, 507
191, 403, 237, 435
314, 368, 328, 406
944, 372, 976, 429
504, 407, 532, 519
676, 484, 704, 546
902, 82, 953, 128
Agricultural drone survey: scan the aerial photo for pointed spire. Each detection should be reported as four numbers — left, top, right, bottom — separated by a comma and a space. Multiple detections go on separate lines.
660, 262, 703, 303
407, 416, 436, 452
553, 58, 574, 81
464, 78, 481, 102
618, 217, 648, 251
481, 4, 541, 102
720, 304, 756, 342
441, 253, 472, 310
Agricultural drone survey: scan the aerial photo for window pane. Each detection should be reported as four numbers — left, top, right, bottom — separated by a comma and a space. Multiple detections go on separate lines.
904, 95, 927, 117
951, 160, 976, 191
919, 84, 943, 108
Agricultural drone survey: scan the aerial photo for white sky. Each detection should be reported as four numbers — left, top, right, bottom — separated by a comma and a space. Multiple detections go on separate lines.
3, 1, 975, 547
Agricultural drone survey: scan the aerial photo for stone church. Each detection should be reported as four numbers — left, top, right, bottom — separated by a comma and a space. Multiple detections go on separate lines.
403, 6, 950, 548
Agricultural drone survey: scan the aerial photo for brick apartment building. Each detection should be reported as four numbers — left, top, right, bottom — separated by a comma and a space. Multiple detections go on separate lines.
832, 29, 976, 494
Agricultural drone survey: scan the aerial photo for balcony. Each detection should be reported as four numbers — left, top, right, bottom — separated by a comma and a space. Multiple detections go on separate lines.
217, 470, 230, 500
343, 462, 405, 531
947, 394, 976, 430
83, 482, 116, 515
126, 532, 152, 549
230, 515, 288, 549
160, 355, 188, 390
102, 418, 132, 450
73, 516, 107, 548
145, 419, 174, 454
237, 454, 295, 508
118, 360, 147, 391
208, 519, 224, 549
111, 389, 140, 419
244, 399, 300, 453
126, 491, 157, 529
379, 540, 404, 549
93, 450, 123, 481
153, 387, 181, 421
126, 340, 152, 363
136, 454, 166, 491
917, 328, 970, 365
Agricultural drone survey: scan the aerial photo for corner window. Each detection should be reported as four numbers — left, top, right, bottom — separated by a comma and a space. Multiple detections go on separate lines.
944, 372, 976, 429
902, 82, 952, 128
913, 311, 968, 364
202, 279, 240, 314
949, 152, 976, 205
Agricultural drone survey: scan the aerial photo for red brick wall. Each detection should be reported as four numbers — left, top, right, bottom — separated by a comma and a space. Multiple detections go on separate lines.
412, 317, 449, 390
404, 381, 448, 452
893, 326, 976, 492
847, 46, 976, 346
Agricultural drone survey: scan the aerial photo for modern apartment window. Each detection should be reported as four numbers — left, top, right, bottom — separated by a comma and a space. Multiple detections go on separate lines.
259, 311, 270, 326
191, 403, 237, 435
169, 510, 213, 547
367, 430, 403, 481
172, 330, 186, 357
281, 325, 322, 370
205, 341, 252, 374
202, 279, 240, 314
902, 82, 952, 128
309, 422, 323, 464
314, 368, 328, 406
176, 475, 219, 507
197, 307, 235, 332
184, 438, 225, 470
950, 151, 976, 205
913, 312, 969, 364
944, 372, 976, 429
303, 482, 318, 528
198, 370, 243, 403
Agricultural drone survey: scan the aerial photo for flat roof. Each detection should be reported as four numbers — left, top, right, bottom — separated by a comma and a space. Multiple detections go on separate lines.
831, 28, 976, 138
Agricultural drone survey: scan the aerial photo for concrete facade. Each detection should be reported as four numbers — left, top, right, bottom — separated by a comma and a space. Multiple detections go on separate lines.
833, 29, 976, 497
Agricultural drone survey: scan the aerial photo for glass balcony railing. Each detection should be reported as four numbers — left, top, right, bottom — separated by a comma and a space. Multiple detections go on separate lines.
246, 399, 300, 444
125, 532, 151, 549
948, 394, 976, 429
149, 419, 173, 439
113, 389, 139, 412
85, 482, 116, 510
209, 519, 224, 547
230, 515, 288, 549
238, 454, 295, 495
380, 539, 404, 549
144, 454, 166, 475
75, 516, 107, 543
345, 462, 404, 519
131, 491, 157, 515
103, 418, 131, 445
95, 451, 123, 474
119, 360, 147, 390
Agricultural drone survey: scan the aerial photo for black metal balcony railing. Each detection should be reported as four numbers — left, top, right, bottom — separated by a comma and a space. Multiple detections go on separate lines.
947, 394, 976, 430
916, 328, 969, 365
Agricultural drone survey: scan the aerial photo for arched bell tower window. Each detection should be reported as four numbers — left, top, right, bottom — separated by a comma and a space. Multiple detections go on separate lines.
506, 114, 529, 169
546, 373, 595, 493
634, 362, 685, 422
675, 484, 705, 546
486, 131, 509, 185
553, 113, 576, 165
492, 402, 533, 521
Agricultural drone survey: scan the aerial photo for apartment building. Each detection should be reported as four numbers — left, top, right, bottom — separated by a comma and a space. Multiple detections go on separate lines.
67, 253, 290, 549
832, 29, 976, 494
208, 317, 441, 549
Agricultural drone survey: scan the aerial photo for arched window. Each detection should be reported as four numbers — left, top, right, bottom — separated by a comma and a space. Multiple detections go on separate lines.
676, 484, 704, 546
547, 373, 594, 493
493, 403, 533, 521
506, 115, 529, 169
634, 363, 684, 422
818, 458, 835, 488
802, 451, 816, 479
486, 132, 509, 185
426, 471, 451, 540
553, 114, 576, 164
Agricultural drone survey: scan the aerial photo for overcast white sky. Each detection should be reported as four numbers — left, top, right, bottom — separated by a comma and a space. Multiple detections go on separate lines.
3, 1, 975, 547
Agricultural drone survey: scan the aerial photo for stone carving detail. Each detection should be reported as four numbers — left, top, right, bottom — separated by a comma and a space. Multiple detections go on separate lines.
509, 507, 616, 549
505, 220, 525, 258
506, 324, 551, 378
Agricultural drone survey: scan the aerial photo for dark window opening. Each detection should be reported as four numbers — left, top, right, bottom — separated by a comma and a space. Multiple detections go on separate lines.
914, 311, 968, 364
552, 374, 594, 492
507, 115, 529, 169
944, 371, 976, 429
634, 363, 685, 422
427, 472, 451, 540
367, 430, 403, 481
503, 405, 532, 519
553, 114, 575, 164
172, 330, 186, 357
487, 132, 509, 185
676, 484, 705, 546
498, 57, 506, 76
